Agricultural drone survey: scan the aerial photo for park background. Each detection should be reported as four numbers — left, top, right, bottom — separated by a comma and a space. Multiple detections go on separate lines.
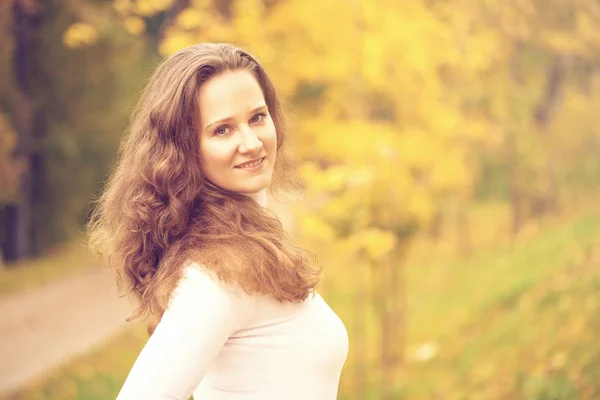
1, 0, 600, 399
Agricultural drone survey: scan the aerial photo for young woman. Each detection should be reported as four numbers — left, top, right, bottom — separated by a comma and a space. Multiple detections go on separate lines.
87, 43, 348, 399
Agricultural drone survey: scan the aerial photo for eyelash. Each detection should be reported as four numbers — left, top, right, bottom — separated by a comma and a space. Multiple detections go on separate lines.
213, 112, 268, 136
250, 112, 267, 124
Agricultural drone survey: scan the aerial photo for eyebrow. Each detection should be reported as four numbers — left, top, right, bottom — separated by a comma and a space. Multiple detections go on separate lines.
204, 105, 268, 131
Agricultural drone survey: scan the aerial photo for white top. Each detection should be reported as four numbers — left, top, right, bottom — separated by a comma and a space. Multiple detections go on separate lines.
116, 264, 349, 400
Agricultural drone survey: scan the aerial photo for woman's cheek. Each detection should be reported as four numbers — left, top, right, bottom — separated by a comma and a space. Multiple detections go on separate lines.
215, 141, 237, 161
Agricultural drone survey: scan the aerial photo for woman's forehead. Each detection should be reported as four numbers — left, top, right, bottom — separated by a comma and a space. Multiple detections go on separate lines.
198, 70, 266, 123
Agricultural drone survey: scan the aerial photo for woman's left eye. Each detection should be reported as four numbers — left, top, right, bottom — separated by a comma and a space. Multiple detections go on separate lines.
250, 113, 267, 124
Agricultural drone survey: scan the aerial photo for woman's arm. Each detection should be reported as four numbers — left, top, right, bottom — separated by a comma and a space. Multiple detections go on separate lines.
116, 264, 255, 400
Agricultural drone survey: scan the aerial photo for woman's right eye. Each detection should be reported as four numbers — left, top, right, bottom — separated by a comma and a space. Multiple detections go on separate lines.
214, 125, 230, 136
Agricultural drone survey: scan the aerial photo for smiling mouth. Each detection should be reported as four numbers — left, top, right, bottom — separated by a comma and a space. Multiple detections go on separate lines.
235, 157, 266, 169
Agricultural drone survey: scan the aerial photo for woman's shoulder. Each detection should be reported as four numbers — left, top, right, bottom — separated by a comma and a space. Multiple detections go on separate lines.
165, 262, 257, 326
175, 262, 255, 301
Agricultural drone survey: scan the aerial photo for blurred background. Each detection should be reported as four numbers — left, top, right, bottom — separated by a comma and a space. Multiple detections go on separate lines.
1, 0, 600, 399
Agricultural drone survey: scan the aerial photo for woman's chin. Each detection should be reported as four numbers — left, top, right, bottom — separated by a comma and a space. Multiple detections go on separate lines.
233, 175, 272, 194
237, 185, 269, 196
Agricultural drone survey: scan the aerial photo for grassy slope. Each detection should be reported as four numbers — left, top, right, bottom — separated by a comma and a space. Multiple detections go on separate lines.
400, 213, 600, 399
6, 211, 600, 400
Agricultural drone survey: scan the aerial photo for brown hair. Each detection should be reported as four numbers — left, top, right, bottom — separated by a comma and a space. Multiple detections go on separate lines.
87, 43, 321, 334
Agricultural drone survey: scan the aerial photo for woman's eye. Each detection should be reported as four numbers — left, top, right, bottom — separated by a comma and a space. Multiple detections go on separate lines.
214, 125, 230, 136
250, 112, 267, 124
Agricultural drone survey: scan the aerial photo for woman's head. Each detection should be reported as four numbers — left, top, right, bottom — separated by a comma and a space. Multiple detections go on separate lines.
132, 43, 288, 199
88, 43, 320, 334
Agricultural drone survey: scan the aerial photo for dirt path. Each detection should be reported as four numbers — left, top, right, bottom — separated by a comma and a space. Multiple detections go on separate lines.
0, 267, 133, 396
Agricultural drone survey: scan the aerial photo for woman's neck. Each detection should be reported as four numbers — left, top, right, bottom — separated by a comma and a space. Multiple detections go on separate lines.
244, 189, 268, 208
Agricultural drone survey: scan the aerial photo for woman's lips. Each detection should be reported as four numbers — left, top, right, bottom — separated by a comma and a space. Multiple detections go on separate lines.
235, 156, 266, 170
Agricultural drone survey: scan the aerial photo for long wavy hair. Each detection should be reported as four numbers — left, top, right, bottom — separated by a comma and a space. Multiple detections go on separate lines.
87, 43, 321, 334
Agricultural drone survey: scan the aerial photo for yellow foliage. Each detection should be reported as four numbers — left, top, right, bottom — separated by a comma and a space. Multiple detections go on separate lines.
122, 16, 146, 36
113, 0, 134, 16
231, 0, 266, 44
428, 149, 473, 193
398, 129, 438, 170
405, 188, 435, 226
539, 30, 589, 55
134, 0, 174, 17
62, 23, 99, 49
576, 11, 600, 46
297, 213, 336, 242
351, 228, 397, 261
320, 197, 355, 227
322, 165, 352, 193
176, 8, 204, 30
158, 30, 197, 56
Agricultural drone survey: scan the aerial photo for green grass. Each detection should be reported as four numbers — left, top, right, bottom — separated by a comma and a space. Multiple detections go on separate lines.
406, 212, 600, 344
7, 210, 600, 400
409, 215, 599, 399
401, 256, 600, 399
0, 239, 99, 297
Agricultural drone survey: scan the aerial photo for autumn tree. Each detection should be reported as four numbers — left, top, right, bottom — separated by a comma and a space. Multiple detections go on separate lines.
1, 0, 152, 261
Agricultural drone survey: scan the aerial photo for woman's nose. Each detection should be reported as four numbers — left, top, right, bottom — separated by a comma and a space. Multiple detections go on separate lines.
238, 125, 263, 154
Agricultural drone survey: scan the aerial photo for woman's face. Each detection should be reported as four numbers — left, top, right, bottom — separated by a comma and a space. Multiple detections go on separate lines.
197, 69, 277, 198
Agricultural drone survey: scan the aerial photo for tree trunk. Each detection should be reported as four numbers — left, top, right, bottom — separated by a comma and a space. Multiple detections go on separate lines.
507, 44, 525, 237
379, 258, 391, 398
427, 208, 443, 242
381, 244, 407, 399
353, 254, 369, 399
456, 200, 472, 256
532, 55, 566, 217
507, 132, 523, 238
3, 0, 40, 262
